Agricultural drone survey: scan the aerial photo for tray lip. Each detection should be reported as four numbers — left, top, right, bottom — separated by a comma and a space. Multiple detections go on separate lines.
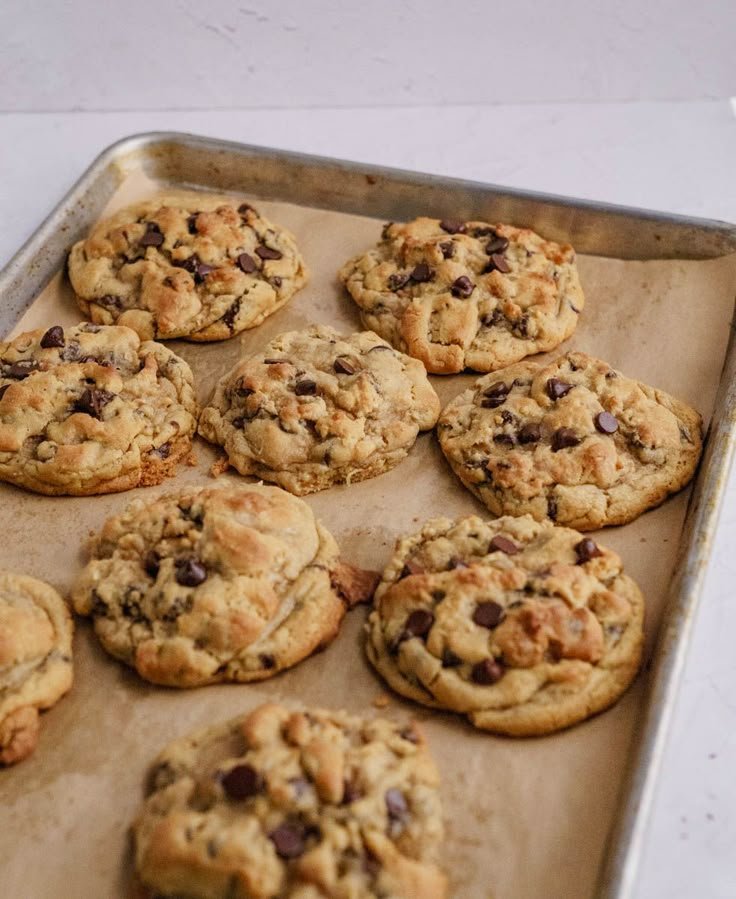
1, 128, 735, 899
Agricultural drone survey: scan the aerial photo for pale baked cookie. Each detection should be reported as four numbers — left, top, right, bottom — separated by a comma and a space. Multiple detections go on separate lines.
133, 703, 446, 898
71, 484, 377, 687
0, 323, 198, 496
0, 571, 73, 765
68, 195, 308, 341
438, 351, 703, 530
198, 325, 440, 495
339, 217, 583, 374
365, 514, 644, 736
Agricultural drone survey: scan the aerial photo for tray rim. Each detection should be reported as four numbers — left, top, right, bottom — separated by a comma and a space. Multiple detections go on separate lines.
1, 129, 735, 899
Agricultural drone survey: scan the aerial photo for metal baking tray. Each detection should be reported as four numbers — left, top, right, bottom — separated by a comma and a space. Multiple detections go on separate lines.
1, 132, 735, 898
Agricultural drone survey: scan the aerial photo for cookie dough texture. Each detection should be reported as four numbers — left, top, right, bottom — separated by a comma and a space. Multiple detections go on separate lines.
366, 514, 644, 736
68, 194, 308, 341
198, 325, 441, 495
0, 323, 198, 496
339, 217, 583, 374
133, 703, 446, 898
0, 571, 73, 765
71, 484, 373, 687
438, 351, 703, 530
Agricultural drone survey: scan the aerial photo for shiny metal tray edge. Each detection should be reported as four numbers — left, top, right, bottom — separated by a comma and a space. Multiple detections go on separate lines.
1, 131, 735, 899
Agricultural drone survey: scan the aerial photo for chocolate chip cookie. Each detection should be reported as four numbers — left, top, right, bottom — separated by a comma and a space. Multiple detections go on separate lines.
339, 217, 583, 374
68, 194, 308, 341
366, 514, 644, 736
438, 351, 703, 529
133, 702, 446, 898
0, 323, 198, 495
0, 571, 73, 765
198, 325, 440, 495
71, 485, 376, 687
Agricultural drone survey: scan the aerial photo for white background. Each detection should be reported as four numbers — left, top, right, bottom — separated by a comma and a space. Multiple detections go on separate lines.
1, 2, 735, 896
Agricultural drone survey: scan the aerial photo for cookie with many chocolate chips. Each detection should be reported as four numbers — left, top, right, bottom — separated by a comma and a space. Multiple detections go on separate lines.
0, 571, 73, 765
198, 325, 440, 495
339, 217, 583, 374
366, 514, 644, 736
133, 703, 446, 898
71, 484, 376, 687
438, 351, 703, 529
0, 323, 197, 495
68, 193, 308, 341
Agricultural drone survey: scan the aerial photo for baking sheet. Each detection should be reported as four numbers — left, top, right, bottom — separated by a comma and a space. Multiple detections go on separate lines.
2, 169, 736, 899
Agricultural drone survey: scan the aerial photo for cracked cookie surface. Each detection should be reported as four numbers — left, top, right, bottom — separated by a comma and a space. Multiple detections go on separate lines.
198, 325, 440, 495
133, 702, 446, 898
71, 484, 373, 687
339, 217, 583, 374
438, 351, 703, 529
0, 323, 198, 496
68, 194, 308, 341
0, 570, 73, 765
366, 514, 644, 736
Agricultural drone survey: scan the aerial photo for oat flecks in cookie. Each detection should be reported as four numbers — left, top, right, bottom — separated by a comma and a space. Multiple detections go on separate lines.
0, 571, 73, 765
339, 217, 584, 374
133, 703, 447, 898
366, 514, 644, 737
198, 324, 441, 495
71, 484, 369, 687
438, 350, 703, 530
68, 194, 308, 341
0, 323, 198, 496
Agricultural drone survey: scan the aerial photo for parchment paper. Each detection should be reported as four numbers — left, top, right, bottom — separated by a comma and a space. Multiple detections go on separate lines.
2, 170, 736, 899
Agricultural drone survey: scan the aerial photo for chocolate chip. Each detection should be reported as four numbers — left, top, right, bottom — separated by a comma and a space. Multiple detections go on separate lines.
513, 315, 529, 337
551, 428, 581, 451
399, 558, 424, 578
447, 557, 469, 570
222, 300, 241, 329
481, 309, 504, 327
343, 780, 363, 804
172, 254, 199, 275
140, 223, 164, 247
263, 358, 285, 365
221, 764, 261, 800
367, 344, 392, 353
385, 789, 408, 821
410, 263, 433, 283
595, 411, 619, 434
152, 442, 171, 459
175, 557, 207, 587
489, 535, 519, 555
493, 433, 515, 446
451, 275, 475, 298
186, 213, 199, 234
235, 382, 254, 398
237, 253, 257, 273
269, 823, 305, 859
144, 551, 160, 578
40, 326, 65, 348
5, 360, 39, 379
440, 241, 455, 259
518, 422, 541, 444
404, 609, 434, 639
238, 202, 254, 215
381, 222, 394, 239
0, 385, 8, 401
575, 538, 602, 564
75, 388, 114, 418
334, 357, 357, 375
442, 648, 462, 667
440, 219, 466, 234
97, 294, 123, 310
471, 658, 505, 685
195, 262, 214, 282
272, 276, 283, 288
485, 236, 509, 254
388, 271, 411, 290
480, 381, 510, 409
295, 379, 317, 396
547, 496, 558, 520
546, 378, 573, 400
486, 253, 511, 274
259, 653, 276, 669
255, 245, 283, 261
473, 601, 505, 629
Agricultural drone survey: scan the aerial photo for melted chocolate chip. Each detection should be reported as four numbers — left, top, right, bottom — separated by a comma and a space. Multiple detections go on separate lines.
140, 222, 164, 247
595, 411, 619, 434
546, 378, 573, 401
237, 253, 257, 274
486, 253, 511, 274
255, 245, 283, 261
518, 422, 541, 444
334, 357, 357, 375
222, 300, 241, 329
388, 271, 411, 290
451, 275, 475, 298
489, 535, 519, 555
172, 254, 199, 275
551, 428, 581, 451
441, 648, 462, 667
221, 764, 261, 800
410, 263, 433, 283
439, 240, 455, 259
471, 658, 505, 685
238, 202, 254, 215
575, 538, 602, 564
186, 213, 199, 234
5, 360, 40, 379
295, 379, 317, 396
40, 326, 65, 348
259, 653, 276, 669
493, 433, 515, 446
404, 609, 434, 639
269, 823, 305, 859
143, 551, 160, 578
342, 780, 363, 804
75, 388, 114, 418
473, 601, 505, 629
547, 496, 558, 520
175, 558, 207, 587
485, 236, 509, 254
440, 219, 466, 234
152, 442, 171, 459
97, 294, 123, 310
0, 385, 8, 401
385, 789, 408, 821
481, 309, 504, 327
399, 558, 424, 578
480, 381, 510, 409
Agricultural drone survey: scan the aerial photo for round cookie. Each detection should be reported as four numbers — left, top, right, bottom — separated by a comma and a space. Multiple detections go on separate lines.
68, 194, 308, 341
198, 325, 441, 495
438, 351, 703, 530
133, 702, 446, 899
365, 514, 644, 737
0, 323, 198, 496
0, 571, 73, 765
71, 484, 376, 687
339, 217, 583, 374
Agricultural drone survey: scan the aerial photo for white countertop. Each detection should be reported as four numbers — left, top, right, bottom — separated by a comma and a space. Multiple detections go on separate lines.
2, 4, 736, 896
